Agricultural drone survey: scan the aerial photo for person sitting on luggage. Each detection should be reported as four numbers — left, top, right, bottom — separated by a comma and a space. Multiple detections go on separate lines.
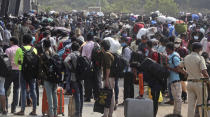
40, 40, 58, 117
100, 40, 115, 117
64, 42, 84, 117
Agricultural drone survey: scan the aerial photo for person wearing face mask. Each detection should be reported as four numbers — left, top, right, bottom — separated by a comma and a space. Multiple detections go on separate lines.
138, 35, 148, 54
157, 37, 168, 54
179, 42, 209, 117
188, 28, 204, 51
120, 38, 134, 105
174, 38, 188, 103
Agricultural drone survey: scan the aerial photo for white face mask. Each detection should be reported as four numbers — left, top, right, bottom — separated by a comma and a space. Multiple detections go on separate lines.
174, 44, 180, 48
194, 36, 199, 40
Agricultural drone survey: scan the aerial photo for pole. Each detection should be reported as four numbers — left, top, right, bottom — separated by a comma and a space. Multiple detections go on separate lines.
14, 0, 21, 16
202, 79, 204, 117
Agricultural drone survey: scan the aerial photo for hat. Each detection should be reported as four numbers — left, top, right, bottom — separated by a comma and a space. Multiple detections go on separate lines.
192, 42, 203, 51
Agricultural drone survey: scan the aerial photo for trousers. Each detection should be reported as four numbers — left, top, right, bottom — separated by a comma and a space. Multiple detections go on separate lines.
187, 82, 208, 117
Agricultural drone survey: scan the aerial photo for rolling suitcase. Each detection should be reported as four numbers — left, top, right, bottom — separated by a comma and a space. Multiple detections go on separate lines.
42, 87, 65, 116
124, 98, 154, 117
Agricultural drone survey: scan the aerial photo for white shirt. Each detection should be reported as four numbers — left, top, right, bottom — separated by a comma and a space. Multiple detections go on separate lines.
200, 37, 208, 52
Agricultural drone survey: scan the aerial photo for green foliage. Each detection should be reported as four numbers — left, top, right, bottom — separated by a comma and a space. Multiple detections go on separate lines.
144, 0, 178, 16
38, 0, 143, 13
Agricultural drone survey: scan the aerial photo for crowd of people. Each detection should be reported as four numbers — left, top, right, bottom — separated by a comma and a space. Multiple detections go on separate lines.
0, 10, 210, 117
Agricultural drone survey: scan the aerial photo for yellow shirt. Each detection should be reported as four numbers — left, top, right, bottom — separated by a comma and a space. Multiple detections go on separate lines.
14, 45, 37, 70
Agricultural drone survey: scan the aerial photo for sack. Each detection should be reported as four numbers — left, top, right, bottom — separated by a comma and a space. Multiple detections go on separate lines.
75, 56, 92, 81
133, 23, 144, 34
110, 53, 128, 78
97, 88, 113, 108
0, 54, 12, 78
175, 22, 187, 35
21, 47, 39, 81
104, 37, 121, 54
140, 58, 170, 83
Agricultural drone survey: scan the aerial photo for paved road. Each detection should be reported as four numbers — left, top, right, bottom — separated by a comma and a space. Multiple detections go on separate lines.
4, 79, 189, 117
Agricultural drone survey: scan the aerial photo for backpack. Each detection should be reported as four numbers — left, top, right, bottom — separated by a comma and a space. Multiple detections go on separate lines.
157, 52, 168, 65
71, 55, 92, 81
21, 47, 39, 81
0, 54, 12, 78
42, 53, 64, 83
110, 53, 128, 78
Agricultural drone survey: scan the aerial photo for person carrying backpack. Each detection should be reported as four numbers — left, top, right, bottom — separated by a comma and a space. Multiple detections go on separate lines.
81, 33, 98, 102
39, 39, 59, 117
14, 34, 38, 116
64, 42, 83, 117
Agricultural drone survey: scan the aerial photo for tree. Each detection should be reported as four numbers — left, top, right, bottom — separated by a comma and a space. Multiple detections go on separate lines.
144, 0, 178, 16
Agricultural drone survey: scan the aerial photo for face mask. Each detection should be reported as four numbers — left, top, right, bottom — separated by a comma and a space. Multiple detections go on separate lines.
122, 33, 127, 37
121, 42, 127, 47
194, 36, 199, 40
153, 45, 159, 50
174, 44, 180, 48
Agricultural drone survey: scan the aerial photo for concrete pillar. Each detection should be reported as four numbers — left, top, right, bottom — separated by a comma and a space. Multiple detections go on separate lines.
23, 0, 31, 13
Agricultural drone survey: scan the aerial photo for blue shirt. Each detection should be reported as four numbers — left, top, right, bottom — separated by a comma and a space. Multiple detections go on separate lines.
168, 52, 180, 83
